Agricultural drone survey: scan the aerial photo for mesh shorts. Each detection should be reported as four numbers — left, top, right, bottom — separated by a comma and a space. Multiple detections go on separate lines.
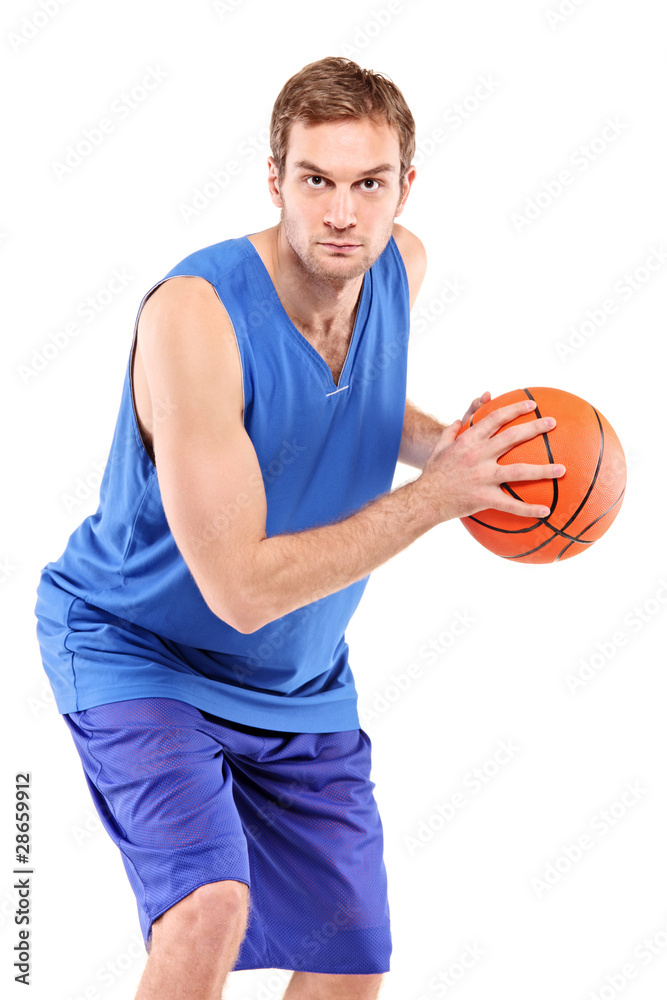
62, 696, 392, 974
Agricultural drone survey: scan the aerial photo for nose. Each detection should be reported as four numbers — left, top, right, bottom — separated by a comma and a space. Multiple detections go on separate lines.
323, 187, 356, 231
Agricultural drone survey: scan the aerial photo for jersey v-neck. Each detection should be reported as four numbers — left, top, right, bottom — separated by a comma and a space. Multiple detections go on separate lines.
243, 234, 370, 396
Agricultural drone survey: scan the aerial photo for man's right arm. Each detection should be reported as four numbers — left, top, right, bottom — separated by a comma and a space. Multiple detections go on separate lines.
138, 277, 564, 634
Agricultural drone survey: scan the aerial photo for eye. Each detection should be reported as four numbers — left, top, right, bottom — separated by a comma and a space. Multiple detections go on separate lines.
305, 175, 328, 188
360, 179, 380, 191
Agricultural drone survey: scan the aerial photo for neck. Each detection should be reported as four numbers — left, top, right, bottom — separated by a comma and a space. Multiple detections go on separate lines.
270, 224, 364, 336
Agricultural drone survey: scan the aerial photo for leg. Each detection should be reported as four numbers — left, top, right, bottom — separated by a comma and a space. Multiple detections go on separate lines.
135, 879, 250, 1000
61, 700, 254, 991
220, 725, 392, 976
283, 971, 384, 999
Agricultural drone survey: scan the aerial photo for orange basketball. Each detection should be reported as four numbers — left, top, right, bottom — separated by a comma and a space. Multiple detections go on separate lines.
457, 387, 626, 563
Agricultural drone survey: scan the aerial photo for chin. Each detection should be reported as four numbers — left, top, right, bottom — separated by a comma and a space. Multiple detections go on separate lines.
317, 257, 370, 281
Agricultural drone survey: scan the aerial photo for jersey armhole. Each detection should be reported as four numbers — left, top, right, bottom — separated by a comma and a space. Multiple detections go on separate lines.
389, 234, 411, 313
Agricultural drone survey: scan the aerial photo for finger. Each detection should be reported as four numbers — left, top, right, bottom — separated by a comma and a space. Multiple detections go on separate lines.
433, 419, 461, 452
494, 500, 553, 519
473, 390, 492, 414
482, 491, 554, 518
469, 392, 490, 411
471, 398, 538, 438
461, 393, 489, 424
489, 415, 557, 455
497, 462, 566, 482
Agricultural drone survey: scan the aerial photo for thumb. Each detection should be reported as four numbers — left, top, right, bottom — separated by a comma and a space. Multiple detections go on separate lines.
432, 419, 462, 455
443, 418, 463, 439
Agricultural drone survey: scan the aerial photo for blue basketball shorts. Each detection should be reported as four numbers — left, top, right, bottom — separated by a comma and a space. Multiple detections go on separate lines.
62, 697, 392, 974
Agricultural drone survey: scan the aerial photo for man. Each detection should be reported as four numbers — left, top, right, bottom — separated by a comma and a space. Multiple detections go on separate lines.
35, 57, 563, 999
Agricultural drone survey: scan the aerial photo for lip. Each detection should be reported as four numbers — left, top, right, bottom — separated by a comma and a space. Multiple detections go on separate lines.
319, 242, 361, 251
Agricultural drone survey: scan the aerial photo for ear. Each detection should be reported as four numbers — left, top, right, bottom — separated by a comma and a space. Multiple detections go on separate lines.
267, 157, 283, 209
394, 164, 417, 218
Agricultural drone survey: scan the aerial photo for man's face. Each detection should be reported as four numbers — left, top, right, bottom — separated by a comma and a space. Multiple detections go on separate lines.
269, 117, 415, 285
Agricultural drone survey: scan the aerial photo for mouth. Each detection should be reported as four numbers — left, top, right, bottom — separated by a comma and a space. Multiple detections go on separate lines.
319, 242, 362, 252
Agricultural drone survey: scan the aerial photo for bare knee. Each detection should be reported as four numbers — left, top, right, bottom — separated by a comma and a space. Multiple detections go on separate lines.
286, 971, 384, 999
150, 879, 249, 949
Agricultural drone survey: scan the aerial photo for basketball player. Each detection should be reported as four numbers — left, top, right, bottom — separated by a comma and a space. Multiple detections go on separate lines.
34, 57, 563, 1000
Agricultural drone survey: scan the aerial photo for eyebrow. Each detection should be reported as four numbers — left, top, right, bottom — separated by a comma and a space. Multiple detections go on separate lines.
292, 159, 397, 176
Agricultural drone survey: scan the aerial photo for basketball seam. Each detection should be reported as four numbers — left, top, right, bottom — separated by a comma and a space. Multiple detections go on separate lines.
522, 388, 559, 517
467, 388, 558, 535
469, 510, 596, 543
554, 486, 626, 562
558, 406, 605, 534
501, 531, 593, 561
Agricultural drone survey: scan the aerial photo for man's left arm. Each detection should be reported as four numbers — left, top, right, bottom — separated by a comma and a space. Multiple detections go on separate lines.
392, 224, 490, 470
399, 398, 448, 470
398, 395, 492, 469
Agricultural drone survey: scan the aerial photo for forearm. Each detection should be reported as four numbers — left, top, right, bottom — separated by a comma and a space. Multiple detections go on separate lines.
398, 398, 449, 470
236, 476, 440, 633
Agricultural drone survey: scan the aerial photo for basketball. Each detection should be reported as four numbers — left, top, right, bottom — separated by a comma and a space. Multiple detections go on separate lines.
457, 387, 627, 563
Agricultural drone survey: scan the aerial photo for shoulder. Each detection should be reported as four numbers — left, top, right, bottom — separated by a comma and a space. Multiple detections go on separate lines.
141, 236, 252, 319
140, 274, 222, 324
391, 223, 427, 309
165, 236, 250, 281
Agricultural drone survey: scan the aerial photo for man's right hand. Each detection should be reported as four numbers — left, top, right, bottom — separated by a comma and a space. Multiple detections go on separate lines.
419, 398, 566, 522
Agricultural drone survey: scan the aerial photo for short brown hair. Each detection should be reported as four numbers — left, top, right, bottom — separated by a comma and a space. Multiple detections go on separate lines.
270, 56, 416, 187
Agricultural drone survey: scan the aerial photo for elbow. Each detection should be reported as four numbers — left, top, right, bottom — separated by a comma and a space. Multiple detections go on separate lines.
196, 548, 275, 634
209, 584, 269, 635
230, 608, 267, 635
210, 599, 265, 635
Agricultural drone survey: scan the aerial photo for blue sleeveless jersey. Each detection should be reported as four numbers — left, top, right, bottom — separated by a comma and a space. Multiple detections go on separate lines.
34, 234, 410, 732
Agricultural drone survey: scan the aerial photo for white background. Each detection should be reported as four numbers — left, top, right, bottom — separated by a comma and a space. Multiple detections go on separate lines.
3, 0, 666, 998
